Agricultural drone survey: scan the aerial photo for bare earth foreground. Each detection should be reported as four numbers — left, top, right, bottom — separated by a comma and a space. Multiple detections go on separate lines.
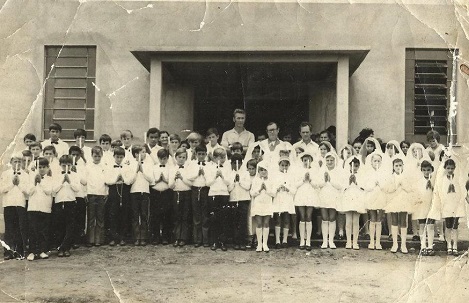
1, 239, 469, 303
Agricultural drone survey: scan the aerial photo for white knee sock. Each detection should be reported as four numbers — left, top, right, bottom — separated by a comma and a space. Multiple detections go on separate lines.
400, 227, 408, 253
328, 221, 336, 248
321, 221, 329, 246
375, 221, 382, 247
427, 224, 435, 248
391, 226, 399, 252
352, 216, 360, 246
345, 220, 352, 246
368, 222, 376, 248
305, 222, 312, 245
419, 223, 426, 249
451, 229, 458, 250
445, 228, 452, 249
275, 226, 281, 244
299, 221, 306, 246
256, 228, 262, 251
282, 228, 289, 244
262, 228, 270, 251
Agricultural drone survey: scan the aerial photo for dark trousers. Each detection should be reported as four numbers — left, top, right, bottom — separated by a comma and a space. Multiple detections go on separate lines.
52, 202, 76, 251
74, 197, 87, 244
208, 195, 230, 244
149, 189, 173, 243
191, 186, 209, 244
87, 195, 106, 245
173, 190, 191, 241
131, 192, 150, 241
230, 201, 249, 245
3, 206, 28, 257
108, 184, 131, 242
28, 211, 50, 255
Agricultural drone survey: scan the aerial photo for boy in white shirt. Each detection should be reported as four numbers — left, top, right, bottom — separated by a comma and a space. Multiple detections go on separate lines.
99, 134, 114, 166
43, 145, 61, 177
168, 148, 193, 247
0, 154, 30, 259
52, 155, 80, 257
82, 146, 108, 246
73, 128, 92, 163
149, 149, 172, 245
27, 157, 54, 260
205, 148, 233, 251
105, 147, 133, 246
129, 145, 154, 246
146, 127, 162, 164
69, 146, 87, 248
41, 123, 69, 158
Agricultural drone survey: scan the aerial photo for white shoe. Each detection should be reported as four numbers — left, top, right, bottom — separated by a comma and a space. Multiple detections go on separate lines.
353, 244, 360, 250
375, 243, 382, 250
368, 243, 375, 250
390, 244, 398, 253
263, 244, 270, 252
401, 246, 408, 254
27, 253, 35, 261
321, 242, 328, 249
329, 242, 337, 249
345, 242, 352, 249
39, 252, 49, 259
256, 245, 262, 252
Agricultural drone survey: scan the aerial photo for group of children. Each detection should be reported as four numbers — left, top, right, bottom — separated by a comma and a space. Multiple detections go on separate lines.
1, 121, 468, 261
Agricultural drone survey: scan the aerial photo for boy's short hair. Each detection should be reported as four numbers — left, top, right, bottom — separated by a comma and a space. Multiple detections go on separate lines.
426, 130, 441, 143
43, 145, 57, 155
174, 147, 188, 158
22, 150, 32, 157
233, 109, 246, 117
59, 155, 73, 165
206, 128, 219, 137
99, 134, 112, 144
120, 130, 133, 139
444, 159, 456, 168
38, 157, 50, 167
29, 142, 42, 150
195, 145, 207, 153
111, 139, 123, 148
69, 146, 81, 155
186, 132, 201, 143
392, 158, 403, 166
131, 145, 143, 157
91, 146, 103, 156
230, 142, 243, 152
350, 157, 360, 166
212, 147, 226, 158
169, 134, 181, 142
48, 123, 62, 132
157, 148, 169, 159
24, 133, 36, 142
159, 130, 169, 137
420, 160, 434, 171
246, 159, 258, 168
113, 147, 126, 157
299, 122, 313, 132
73, 128, 87, 139
147, 128, 159, 137
230, 153, 243, 163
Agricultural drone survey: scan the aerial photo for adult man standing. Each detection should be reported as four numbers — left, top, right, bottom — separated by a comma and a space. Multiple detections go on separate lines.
259, 122, 293, 164
221, 109, 255, 153
292, 122, 319, 158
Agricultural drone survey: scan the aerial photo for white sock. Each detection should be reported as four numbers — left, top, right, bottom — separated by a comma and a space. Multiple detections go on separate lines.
452, 229, 458, 250
256, 228, 262, 250
353, 215, 360, 246
369, 222, 376, 247
391, 226, 399, 247
299, 222, 306, 246
400, 227, 408, 249
375, 221, 382, 247
345, 217, 352, 245
321, 221, 329, 245
445, 228, 452, 249
305, 222, 312, 245
419, 223, 426, 249
262, 228, 270, 250
328, 221, 336, 246
282, 228, 289, 243
427, 224, 435, 248
275, 226, 281, 244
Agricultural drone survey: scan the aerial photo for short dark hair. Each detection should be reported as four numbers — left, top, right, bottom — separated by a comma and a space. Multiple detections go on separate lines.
38, 157, 49, 167
169, 134, 181, 142
420, 160, 434, 171
246, 159, 257, 169
29, 142, 42, 150
48, 123, 62, 132
350, 157, 360, 166
43, 145, 57, 155
231, 153, 243, 163
195, 145, 207, 153
120, 130, 133, 139
299, 122, 313, 132
147, 128, 159, 137
91, 146, 103, 156
359, 128, 374, 139
131, 145, 143, 158
266, 122, 278, 129
113, 147, 125, 157
157, 148, 169, 159
233, 109, 246, 117
444, 159, 456, 168
99, 134, 112, 144
69, 146, 81, 154
207, 128, 219, 137
59, 155, 73, 165
111, 140, 123, 148
23, 133, 36, 142
231, 142, 243, 152
22, 150, 32, 157
400, 140, 410, 149
73, 128, 87, 139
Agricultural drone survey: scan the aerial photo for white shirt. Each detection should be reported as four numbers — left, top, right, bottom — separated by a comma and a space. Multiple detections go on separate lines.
42, 139, 69, 158
221, 128, 255, 150
186, 160, 209, 187
205, 163, 233, 196
168, 165, 192, 191
229, 169, 251, 202
53, 171, 80, 203
105, 162, 134, 186
292, 140, 320, 158
129, 161, 154, 193
83, 162, 108, 195
0, 169, 29, 208
152, 164, 170, 192
28, 175, 53, 213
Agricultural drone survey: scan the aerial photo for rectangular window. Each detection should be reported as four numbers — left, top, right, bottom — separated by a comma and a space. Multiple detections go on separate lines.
43, 46, 96, 140
405, 49, 457, 144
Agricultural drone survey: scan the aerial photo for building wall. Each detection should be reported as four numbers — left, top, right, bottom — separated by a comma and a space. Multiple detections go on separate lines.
0, 0, 467, 160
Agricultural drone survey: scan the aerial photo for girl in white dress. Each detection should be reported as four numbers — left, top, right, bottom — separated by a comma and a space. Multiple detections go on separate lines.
294, 152, 323, 250
340, 156, 366, 250
385, 158, 413, 253
318, 152, 343, 249
250, 161, 275, 252
271, 157, 297, 248
363, 152, 388, 250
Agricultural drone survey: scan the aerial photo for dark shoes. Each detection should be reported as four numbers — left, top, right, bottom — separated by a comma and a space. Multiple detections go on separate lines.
211, 243, 218, 251
220, 242, 227, 251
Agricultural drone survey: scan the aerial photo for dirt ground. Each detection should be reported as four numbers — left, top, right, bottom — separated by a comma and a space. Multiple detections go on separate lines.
1, 237, 469, 303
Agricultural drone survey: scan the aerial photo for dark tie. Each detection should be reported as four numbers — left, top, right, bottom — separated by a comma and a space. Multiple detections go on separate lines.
426, 180, 432, 190
114, 165, 122, 168
51, 141, 58, 145
218, 165, 223, 168
448, 184, 456, 193
198, 162, 205, 166
61, 171, 70, 174
179, 165, 184, 169
14, 172, 21, 175
160, 165, 165, 167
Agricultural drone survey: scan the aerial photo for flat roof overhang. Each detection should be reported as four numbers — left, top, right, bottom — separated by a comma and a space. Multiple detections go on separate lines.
131, 48, 370, 76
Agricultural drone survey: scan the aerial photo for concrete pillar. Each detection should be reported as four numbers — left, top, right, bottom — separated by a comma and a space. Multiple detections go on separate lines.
149, 59, 163, 128
336, 56, 349, 151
